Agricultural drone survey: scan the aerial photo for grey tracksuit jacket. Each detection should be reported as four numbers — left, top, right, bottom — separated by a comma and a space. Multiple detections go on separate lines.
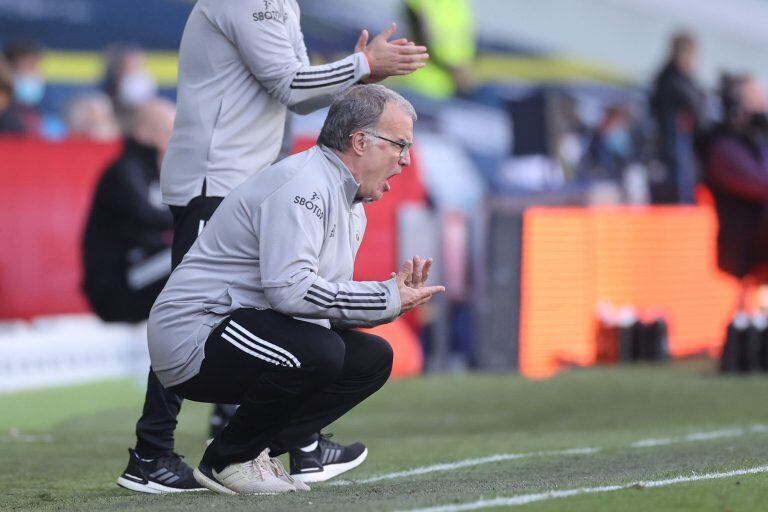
160, 0, 372, 206
148, 145, 402, 387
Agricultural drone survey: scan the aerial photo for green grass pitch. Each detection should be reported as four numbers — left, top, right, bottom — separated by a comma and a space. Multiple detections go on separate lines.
2, 360, 768, 511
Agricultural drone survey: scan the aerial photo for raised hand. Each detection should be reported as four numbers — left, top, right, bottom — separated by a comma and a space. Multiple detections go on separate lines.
393, 258, 444, 315
359, 23, 429, 81
409, 255, 433, 289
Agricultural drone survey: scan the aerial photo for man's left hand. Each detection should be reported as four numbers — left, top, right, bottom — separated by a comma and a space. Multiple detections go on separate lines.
391, 255, 433, 289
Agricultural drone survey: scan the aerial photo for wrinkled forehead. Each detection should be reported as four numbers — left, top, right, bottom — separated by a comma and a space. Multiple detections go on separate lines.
374, 103, 414, 141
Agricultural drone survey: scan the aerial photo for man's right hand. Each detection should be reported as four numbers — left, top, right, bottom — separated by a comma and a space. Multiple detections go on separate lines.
393, 257, 444, 315
356, 23, 429, 81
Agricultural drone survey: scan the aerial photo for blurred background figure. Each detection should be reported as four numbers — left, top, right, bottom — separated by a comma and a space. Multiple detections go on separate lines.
0, 56, 24, 134
102, 45, 158, 133
82, 98, 175, 323
580, 104, 642, 183
3, 39, 45, 136
65, 92, 121, 142
395, 0, 481, 370
700, 74, 768, 310
649, 31, 706, 204
401, 0, 476, 100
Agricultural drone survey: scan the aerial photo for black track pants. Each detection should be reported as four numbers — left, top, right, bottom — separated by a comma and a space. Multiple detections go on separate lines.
170, 308, 393, 470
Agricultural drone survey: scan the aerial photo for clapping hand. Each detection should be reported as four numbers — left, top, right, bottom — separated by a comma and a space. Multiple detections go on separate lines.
391, 256, 444, 315
353, 23, 429, 82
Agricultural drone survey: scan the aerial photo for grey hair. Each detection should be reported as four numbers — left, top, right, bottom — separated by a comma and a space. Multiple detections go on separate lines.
318, 84, 416, 151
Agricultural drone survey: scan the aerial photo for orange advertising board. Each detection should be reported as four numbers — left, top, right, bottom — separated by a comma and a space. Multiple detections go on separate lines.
519, 206, 738, 378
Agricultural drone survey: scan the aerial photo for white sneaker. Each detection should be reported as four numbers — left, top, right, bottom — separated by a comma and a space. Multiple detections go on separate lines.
193, 449, 296, 495
267, 455, 311, 492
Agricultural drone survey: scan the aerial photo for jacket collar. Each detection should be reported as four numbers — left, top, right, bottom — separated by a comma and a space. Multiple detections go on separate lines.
318, 144, 360, 207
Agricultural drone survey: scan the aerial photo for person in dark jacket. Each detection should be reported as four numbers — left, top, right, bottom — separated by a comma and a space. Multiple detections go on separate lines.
701, 74, 768, 302
82, 98, 175, 322
649, 32, 706, 204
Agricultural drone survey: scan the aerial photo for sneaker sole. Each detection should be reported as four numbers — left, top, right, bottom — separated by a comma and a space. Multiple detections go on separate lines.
116, 476, 207, 494
292, 447, 368, 483
193, 467, 285, 495
193, 467, 238, 495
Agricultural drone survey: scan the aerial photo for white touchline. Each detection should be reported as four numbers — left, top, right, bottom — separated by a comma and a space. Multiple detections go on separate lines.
631, 424, 768, 447
332, 448, 600, 485
397, 464, 768, 512
0, 428, 54, 443
331, 424, 768, 486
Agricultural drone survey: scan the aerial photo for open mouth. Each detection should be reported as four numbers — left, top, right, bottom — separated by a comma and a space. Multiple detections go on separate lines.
383, 171, 399, 192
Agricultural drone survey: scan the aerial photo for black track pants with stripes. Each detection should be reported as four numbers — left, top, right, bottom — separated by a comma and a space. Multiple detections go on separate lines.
169, 308, 394, 471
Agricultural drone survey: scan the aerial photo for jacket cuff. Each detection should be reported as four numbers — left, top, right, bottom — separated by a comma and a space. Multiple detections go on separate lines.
383, 277, 401, 319
355, 51, 372, 82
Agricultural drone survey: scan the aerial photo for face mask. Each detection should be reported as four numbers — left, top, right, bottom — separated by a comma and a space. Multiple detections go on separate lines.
605, 127, 632, 157
14, 74, 45, 106
118, 72, 157, 107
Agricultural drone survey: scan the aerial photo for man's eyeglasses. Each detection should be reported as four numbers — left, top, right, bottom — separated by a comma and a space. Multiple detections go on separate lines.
351, 131, 412, 158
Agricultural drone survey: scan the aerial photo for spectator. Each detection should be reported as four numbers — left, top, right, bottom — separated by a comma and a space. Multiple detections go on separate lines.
3, 39, 46, 136
701, 74, 768, 306
581, 104, 641, 182
82, 98, 175, 322
649, 31, 706, 204
65, 92, 121, 142
103, 45, 158, 133
0, 56, 24, 134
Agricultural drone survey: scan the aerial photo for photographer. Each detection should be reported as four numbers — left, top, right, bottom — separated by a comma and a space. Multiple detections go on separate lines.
701, 74, 768, 292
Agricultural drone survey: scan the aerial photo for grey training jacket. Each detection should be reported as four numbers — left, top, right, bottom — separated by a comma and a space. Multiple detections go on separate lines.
148, 145, 402, 387
160, 0, 372, 206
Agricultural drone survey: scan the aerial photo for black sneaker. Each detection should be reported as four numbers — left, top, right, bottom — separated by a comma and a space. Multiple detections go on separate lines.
289, 433, 367, 483
116, 448, 206, 493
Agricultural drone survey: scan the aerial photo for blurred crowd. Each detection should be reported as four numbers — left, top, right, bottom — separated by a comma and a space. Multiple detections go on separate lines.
2, 0, 768, 370
0, 40, 161, 141
1, 23, 765, 210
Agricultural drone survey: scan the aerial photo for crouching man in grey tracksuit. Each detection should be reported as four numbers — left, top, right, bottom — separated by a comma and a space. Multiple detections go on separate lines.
146, 84, 444, 495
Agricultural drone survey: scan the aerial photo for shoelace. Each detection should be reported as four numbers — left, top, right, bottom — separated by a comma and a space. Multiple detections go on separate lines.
268, 457, 289, 478
242, 456, 267, 480
318, 432, 339, 451
238, 449, 296, 483
253, 448, 282, 480
156, 453, 189, 475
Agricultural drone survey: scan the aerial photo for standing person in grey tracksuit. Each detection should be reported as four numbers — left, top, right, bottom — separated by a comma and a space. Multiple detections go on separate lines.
149, 84, 444, 495
117, 0, 430, 494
